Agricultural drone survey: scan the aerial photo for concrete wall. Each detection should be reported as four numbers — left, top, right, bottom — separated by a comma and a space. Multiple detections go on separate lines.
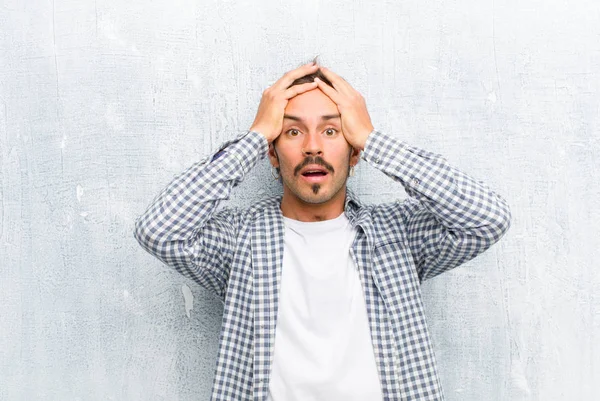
1, 0, 598, 399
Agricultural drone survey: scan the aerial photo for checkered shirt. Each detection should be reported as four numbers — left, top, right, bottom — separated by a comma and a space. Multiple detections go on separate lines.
134, 130, 512, 400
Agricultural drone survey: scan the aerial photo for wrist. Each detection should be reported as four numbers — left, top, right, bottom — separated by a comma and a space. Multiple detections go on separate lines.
355, 127, 374, 151
249, 126, 272, 143
249, 126, 271, 143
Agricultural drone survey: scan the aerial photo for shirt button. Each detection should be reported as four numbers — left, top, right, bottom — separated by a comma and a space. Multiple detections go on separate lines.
412, 178, 420, 186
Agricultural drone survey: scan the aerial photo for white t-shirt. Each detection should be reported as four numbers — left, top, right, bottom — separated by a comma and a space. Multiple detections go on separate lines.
266, 212, 383, 401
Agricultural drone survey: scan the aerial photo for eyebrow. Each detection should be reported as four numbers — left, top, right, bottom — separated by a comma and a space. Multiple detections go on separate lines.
283, 114, 341, 122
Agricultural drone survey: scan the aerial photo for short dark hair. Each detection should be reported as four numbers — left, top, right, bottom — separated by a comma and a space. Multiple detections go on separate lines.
287, 55, 335, 89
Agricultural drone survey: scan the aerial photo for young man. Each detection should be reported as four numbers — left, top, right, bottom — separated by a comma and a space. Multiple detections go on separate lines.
134, 61, 512, 401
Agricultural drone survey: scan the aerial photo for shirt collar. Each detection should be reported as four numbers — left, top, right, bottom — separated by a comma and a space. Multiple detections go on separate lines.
344, 188, 363, 224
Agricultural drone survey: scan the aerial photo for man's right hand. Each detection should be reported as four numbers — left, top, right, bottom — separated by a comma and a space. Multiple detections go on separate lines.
249, 62, 319, 143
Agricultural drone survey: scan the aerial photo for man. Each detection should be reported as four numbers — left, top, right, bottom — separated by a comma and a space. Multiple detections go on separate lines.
134, 60, 512, 401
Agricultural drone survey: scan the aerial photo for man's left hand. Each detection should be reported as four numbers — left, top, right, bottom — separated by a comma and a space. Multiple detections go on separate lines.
314, 66, 374, 151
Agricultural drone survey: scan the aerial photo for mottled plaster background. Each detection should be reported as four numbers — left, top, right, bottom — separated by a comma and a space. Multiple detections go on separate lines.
1, 0, 598, 400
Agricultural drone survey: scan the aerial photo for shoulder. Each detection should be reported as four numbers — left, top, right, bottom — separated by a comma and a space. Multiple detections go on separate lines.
221, 196, 281, 223
245, 196, 281, 217
366, 196, 422, 223
363, 197, 426, 244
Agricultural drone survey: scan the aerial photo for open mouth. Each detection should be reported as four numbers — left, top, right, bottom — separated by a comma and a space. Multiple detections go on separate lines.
297, 162, 332, 183
300, 169, 329, 183
301, 171, 328, 177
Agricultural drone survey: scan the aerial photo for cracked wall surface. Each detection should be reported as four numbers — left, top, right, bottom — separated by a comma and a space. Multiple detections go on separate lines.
1, 0, 598, 400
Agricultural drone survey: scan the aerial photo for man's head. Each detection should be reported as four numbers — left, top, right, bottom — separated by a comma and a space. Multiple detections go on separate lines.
268, 60, 360, 206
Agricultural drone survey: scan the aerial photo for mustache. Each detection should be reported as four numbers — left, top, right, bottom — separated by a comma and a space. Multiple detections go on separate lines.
294, 156, 335, 176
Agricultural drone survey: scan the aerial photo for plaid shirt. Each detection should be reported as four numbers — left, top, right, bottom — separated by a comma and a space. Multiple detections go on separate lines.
134, 130, 511, 401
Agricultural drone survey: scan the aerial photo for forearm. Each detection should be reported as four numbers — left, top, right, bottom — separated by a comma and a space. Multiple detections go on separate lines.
133, 130, 268, 259
362, 130, 511, 240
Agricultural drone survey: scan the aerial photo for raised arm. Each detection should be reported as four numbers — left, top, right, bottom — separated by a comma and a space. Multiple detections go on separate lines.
314, 66, 511, 282
133, 131, 268, 298
134, 62, 321, 298
362, 131, 512, 282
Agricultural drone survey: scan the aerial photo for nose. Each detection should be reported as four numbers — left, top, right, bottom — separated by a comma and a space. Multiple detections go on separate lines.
301, 132, 323, 156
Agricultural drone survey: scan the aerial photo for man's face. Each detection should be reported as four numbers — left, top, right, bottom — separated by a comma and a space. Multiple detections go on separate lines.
268, 88, 360, 205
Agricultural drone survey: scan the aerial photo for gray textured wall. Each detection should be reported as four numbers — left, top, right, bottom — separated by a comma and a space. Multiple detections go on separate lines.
1, 0, 598, 400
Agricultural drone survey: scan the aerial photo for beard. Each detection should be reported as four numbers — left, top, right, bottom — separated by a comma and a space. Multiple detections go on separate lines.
272, 146, 354, 205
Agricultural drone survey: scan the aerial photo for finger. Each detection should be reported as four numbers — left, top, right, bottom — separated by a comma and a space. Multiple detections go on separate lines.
273, 63, 319, 90
314, 77, 343, 104
319, 66, 353, 94
283, 81, 318, 99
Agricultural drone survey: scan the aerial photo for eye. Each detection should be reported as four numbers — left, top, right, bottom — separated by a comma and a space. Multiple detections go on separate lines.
286, 129, 300, 137
324, 128, 337, 136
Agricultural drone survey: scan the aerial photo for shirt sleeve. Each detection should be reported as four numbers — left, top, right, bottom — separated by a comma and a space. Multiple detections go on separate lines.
133, 130, 269, 298
361, 130, 512, 282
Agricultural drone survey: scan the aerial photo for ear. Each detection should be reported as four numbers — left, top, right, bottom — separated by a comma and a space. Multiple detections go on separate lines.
349, 146, 361, 167
268, 143, 280, 168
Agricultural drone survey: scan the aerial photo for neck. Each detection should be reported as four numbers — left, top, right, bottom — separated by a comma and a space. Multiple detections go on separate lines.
279, 187, 347, 222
